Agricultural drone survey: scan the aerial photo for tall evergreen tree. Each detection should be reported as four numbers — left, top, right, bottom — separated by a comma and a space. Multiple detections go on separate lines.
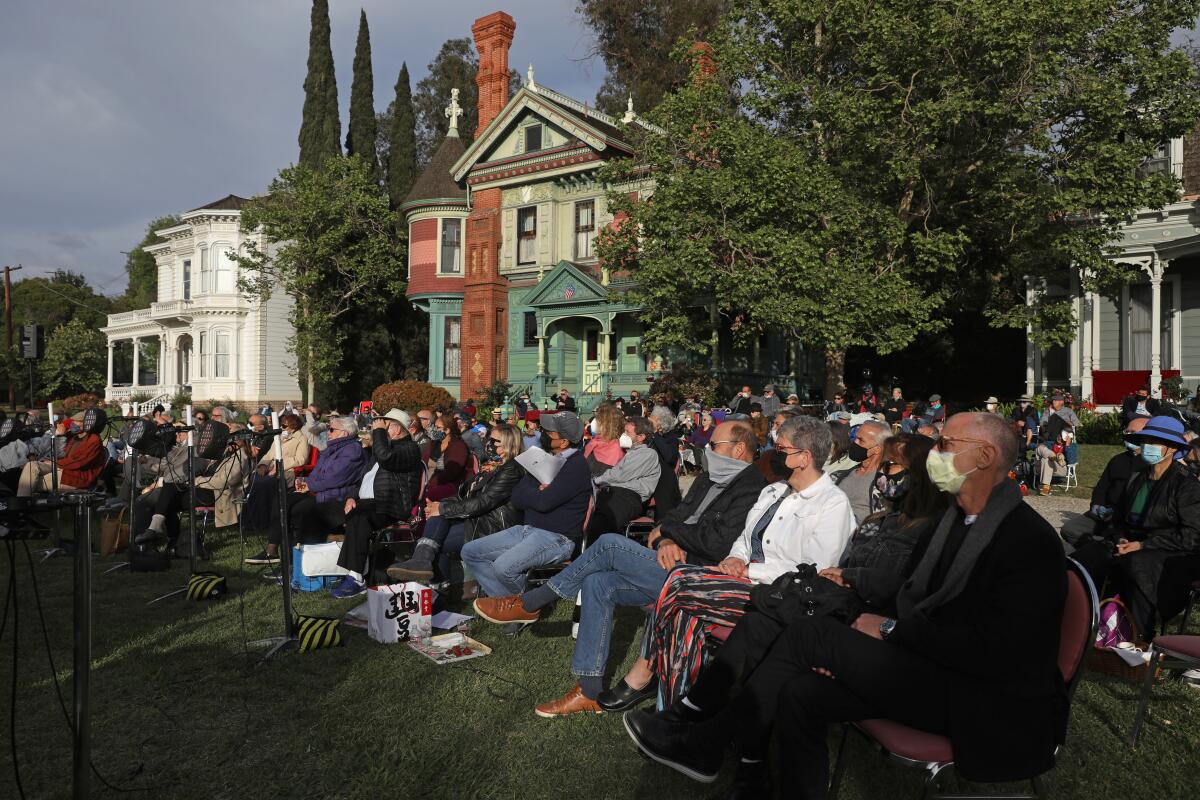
119, 215, 179, 311
386, 63, 418, 208
346, 9, 380, 183
298, 0, 341, 170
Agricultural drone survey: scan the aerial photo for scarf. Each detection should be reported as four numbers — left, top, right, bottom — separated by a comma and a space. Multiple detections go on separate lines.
895, 479, 1022, 619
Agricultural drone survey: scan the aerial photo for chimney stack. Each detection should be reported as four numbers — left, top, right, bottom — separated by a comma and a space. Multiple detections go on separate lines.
472, 12, 516, 134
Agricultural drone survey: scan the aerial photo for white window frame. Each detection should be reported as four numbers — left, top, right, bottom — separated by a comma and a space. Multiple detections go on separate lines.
197, 332, 207, 378
523, 124, 543, 153
438, 218, 463, 275
214, 330, 231, 378
574, 199, 596, 261
517, 206, 537, 265
182, 259, 191, 301
212, 243, 233, 293
199, 246, 211, 294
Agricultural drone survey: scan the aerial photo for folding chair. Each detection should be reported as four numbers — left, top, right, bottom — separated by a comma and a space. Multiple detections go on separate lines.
525, 491, 596, 588
1129, 633, 1200, 745
830, 558, 1099, 800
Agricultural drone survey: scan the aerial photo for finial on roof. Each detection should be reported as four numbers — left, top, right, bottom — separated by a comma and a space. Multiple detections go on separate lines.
527, 62, 537, 92
622, 94, 636, 123
445, 88, 463, 136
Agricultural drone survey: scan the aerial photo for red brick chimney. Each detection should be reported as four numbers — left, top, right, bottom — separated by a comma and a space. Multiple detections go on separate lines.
459, 11, 516, 401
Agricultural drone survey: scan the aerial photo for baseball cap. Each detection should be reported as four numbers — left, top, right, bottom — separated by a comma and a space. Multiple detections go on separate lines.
540, 410, 583, 443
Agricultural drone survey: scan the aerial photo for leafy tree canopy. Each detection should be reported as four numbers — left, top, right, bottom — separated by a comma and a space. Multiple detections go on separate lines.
40, 316, 106, 398
118, 215, 179, 310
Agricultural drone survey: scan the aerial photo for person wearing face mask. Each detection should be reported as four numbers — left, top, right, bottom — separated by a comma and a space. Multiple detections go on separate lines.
1035, 411, 1076, 496
1060, 417, 1149, 550
625, 413, 1068, 798
1011, 396, 1040, 452
834, 420, 891, 523
583, 403, 626, 476
242, 412, 311, 532
923, 394, 947, 425
1121, 384, 1161, 426
425, 413, 473, 502
636, 434, 946, 761
521, 410, 542, 452
983, 396, 1001, 415
1071, 415, 1200, 639
585, 417, 662, 539
474, 421, 766, 717
615, 416, 854, 713
729, 385, 756, 416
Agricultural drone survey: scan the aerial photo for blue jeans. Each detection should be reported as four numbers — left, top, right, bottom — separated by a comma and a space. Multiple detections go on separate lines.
421, 516, 467, 580
459, 524, 575, 597
547, 533, 669, 678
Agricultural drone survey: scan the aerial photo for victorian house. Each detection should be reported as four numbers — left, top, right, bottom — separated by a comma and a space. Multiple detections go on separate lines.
404, 11, 812, 410
101, 195, 299, 408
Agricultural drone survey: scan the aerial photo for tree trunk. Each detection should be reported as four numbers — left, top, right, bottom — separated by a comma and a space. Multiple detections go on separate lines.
307, 343, 316, 406
823, 347, 845, 399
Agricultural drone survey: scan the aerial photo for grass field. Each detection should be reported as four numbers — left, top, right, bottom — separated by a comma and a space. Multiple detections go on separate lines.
1, 492, 1198, 800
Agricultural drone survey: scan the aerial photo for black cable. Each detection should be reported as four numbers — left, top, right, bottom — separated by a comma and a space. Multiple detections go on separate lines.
461, 662, 536, 703
7, 541, 26, 800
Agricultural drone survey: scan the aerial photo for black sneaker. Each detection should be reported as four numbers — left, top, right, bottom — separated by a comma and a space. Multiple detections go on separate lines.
245, 550, 279, 566
134, 528, 167, 545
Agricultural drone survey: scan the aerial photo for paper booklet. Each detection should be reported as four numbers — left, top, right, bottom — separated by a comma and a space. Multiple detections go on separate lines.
515, 446, 567, 485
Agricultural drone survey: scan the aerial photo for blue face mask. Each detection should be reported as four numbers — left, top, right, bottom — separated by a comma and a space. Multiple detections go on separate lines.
1124, 441, 1140, 453
1141, 444, 1167, 465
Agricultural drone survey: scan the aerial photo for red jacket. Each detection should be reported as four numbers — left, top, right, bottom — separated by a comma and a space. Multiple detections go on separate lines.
57, 433, 105, 489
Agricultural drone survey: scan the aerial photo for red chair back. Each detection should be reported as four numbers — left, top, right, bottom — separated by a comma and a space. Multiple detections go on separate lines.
294, 446, 320, 477
1061, 558, 1100, 697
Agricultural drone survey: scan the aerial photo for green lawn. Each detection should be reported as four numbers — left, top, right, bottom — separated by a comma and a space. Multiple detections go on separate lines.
1052, 443, 1124, 499
1, 520, 1198, 800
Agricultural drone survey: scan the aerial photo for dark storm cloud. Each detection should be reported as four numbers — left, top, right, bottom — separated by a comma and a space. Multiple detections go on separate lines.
0, 0, 603, 292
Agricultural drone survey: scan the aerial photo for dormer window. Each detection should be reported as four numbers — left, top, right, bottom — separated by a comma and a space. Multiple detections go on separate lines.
524, 124, 543, 152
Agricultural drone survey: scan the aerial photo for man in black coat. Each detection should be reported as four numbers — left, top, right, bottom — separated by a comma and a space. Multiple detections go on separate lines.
1061, 417, 1148, 548
473, 421, 768, 718
331, 409, 424, 598
1121, 384, 1161, 426
625, 412, 1069, 799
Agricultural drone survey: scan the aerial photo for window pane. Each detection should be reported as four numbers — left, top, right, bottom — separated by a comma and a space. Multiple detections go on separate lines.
585, 329, 598, 361
525, 125, 542, 152
182, 260, 191, 301
517, 207, 537, 264
443, 317, 461, 379
523, 311, 537, 348
215, 333, 230, 378
440, 219, 461, 274
198, 333, 206, 378
574, 201, 595, 259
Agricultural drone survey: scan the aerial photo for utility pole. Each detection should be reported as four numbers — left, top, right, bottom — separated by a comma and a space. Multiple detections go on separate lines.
4, 264, 22, 410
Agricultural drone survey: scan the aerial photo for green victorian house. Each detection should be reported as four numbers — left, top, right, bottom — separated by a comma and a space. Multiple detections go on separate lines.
404, 43, 814, 411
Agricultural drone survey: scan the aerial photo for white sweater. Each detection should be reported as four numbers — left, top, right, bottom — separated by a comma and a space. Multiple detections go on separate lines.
726, 474, 856, 584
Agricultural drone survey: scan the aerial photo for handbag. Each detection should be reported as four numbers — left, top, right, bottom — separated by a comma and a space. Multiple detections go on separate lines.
98, 504, 130, 556
367, 582, 433, 644
749, 563, 864, 625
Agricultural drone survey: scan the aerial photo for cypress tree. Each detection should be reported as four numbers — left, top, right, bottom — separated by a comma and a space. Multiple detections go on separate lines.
298, 0, 341, 170
346, 9, 380, 183
386, 63, 418, 208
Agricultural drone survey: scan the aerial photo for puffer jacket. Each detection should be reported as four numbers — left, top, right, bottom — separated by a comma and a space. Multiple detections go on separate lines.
440, 457, 525, 543
1111, 461, 1200, 553
359, 429, 423, 521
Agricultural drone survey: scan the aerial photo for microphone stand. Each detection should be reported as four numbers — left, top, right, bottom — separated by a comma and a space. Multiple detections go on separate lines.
36, 402, 66, 560
250, 411, 297, 659
148, 406, 201, 606
105, 420, 144, 575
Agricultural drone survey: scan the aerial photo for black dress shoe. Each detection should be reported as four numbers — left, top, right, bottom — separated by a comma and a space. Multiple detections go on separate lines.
622, 709, 722, 783
598, 677, 658, 712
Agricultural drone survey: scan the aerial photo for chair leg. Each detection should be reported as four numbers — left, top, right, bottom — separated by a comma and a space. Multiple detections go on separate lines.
1179, 592, 1195, 635
1129, 643, 1160, 746
829, 725, 851, 800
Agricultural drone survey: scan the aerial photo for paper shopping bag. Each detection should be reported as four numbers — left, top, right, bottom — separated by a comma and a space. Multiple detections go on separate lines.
366, 582, 433, 644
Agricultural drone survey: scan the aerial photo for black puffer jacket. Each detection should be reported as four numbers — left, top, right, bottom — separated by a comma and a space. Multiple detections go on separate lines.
1112, 461, 1200, 553
838, 512, 937, 611
440, 457, 525, 543
360, 430, 423, 521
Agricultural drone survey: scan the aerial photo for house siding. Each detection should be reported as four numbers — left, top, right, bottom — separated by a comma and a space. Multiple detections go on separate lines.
1098, 294, 1122, 370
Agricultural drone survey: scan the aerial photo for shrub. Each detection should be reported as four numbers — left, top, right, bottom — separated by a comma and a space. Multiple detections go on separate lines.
1075, 407, 1123, 445
58, 392, 102, 413
648, 364, 721, 408
371, 381, 456, 414
170, 390, 192, 410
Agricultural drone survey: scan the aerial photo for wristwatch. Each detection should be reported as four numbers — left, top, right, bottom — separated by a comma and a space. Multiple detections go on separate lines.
879, 618, 897, 639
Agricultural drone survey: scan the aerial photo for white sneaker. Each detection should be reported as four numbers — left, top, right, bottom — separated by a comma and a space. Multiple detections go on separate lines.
1182, 668, 1200, 688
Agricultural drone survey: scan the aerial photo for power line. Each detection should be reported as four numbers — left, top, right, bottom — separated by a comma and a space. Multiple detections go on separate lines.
30, 279, 112, 319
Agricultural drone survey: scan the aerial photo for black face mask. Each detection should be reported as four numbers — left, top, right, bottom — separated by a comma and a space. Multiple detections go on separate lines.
769, 449, 794, 478
848, 441, 869, 463
540, 431, 554, 452
485, 439, 502, 462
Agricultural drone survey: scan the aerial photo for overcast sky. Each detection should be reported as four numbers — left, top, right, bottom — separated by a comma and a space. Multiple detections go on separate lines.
0, 1, 604, 295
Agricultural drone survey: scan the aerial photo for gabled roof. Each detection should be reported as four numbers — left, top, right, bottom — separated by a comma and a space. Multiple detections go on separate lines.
401, 132, 468, 212
523, 260, 609, 308
188, 194, 249, 212
451, 84, 662, 183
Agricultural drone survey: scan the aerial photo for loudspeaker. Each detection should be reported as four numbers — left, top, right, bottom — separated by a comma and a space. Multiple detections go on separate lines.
20, 324, 44, 360
125, 419, 176, 459
195, 420, 231, 460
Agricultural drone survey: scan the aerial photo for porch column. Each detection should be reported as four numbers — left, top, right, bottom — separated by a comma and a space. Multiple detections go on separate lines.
535, 334, 548, 399
159, 333, 168, 390
106, 341, 114, 389
1080, 293, 1094, 402
1069, 271, 1081, 394
1150, 254, 1164, 395
132, 337, 141, 388
1024, 279, 1036, 396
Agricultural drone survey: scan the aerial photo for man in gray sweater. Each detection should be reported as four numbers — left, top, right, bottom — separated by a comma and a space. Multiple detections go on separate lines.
586, 416, 662, 538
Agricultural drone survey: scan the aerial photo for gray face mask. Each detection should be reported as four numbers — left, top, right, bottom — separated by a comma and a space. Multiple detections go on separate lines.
704, 446, 747, 485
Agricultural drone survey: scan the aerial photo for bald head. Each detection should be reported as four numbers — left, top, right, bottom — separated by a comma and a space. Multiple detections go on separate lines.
715, 420, 757, 463
957, 411, 1019, 470
1124, 416, 1149, 436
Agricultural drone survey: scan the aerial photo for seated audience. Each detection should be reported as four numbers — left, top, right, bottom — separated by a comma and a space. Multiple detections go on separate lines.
587, 416, 661, 539
18, 414, 105, 496
427, 413, 473, 502
619, 415, 855, 708
1012, 396, 1039, 451
1035, 412, 1077, 496
834, 419, 890, 523
474, 420, 765, 716
329, 409, 424, 598
1060, 417, 1148, 549
821, 422, 856, 482
461, 411, 590, 597
584, 403, 626, 476
246, 415, 367, 565
882, 386, 906, 426
389, 423, 525, 585
1040, 389, 1081, 429
522, 410, 542, 452
1071, 415, 1200, 639
457, 411, 488, 464
623, 413, 1067, 799
243, 412, 310, 531
1122, 384, 1161, 426
729, 386, 755, 416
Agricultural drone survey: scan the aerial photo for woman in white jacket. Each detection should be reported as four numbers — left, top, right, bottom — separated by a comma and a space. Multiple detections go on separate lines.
633, 415, 855, 707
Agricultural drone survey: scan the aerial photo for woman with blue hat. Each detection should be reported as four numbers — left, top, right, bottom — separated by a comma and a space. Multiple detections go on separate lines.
1071, 414, 1200, 639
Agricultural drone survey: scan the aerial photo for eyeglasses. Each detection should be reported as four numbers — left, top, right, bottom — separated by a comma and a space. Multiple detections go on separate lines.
708, 439, 737, 448
932, 435, 988, 452
774, 444, 807, 456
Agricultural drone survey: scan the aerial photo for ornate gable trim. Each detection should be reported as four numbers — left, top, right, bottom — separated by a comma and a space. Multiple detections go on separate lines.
523, 260, 608, 308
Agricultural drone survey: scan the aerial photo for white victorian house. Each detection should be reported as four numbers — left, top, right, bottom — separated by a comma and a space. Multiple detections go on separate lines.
102, 195, 300, 407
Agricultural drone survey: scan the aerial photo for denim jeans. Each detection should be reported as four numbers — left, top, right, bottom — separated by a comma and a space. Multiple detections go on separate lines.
546, 532, 669, 678
421, 515, 467, 580
459, 524, 575, 597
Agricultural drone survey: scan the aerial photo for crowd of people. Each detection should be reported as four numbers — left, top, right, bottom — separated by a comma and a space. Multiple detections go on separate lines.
12, 378, 1200, 799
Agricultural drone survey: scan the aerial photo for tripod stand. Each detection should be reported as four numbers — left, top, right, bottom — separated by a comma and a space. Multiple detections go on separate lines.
34, 402, 66, 560
148, 405, 202, 606
250, 411, 297, 659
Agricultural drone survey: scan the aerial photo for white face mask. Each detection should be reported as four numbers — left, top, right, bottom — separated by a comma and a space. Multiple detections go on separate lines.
281, 429, 290, 438
618, 433, 634, 449
589, 418, 600, 436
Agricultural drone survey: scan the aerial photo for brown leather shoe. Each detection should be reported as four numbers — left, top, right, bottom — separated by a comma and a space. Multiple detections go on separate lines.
535, 685, 603, 718
474, 595, 540, 625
